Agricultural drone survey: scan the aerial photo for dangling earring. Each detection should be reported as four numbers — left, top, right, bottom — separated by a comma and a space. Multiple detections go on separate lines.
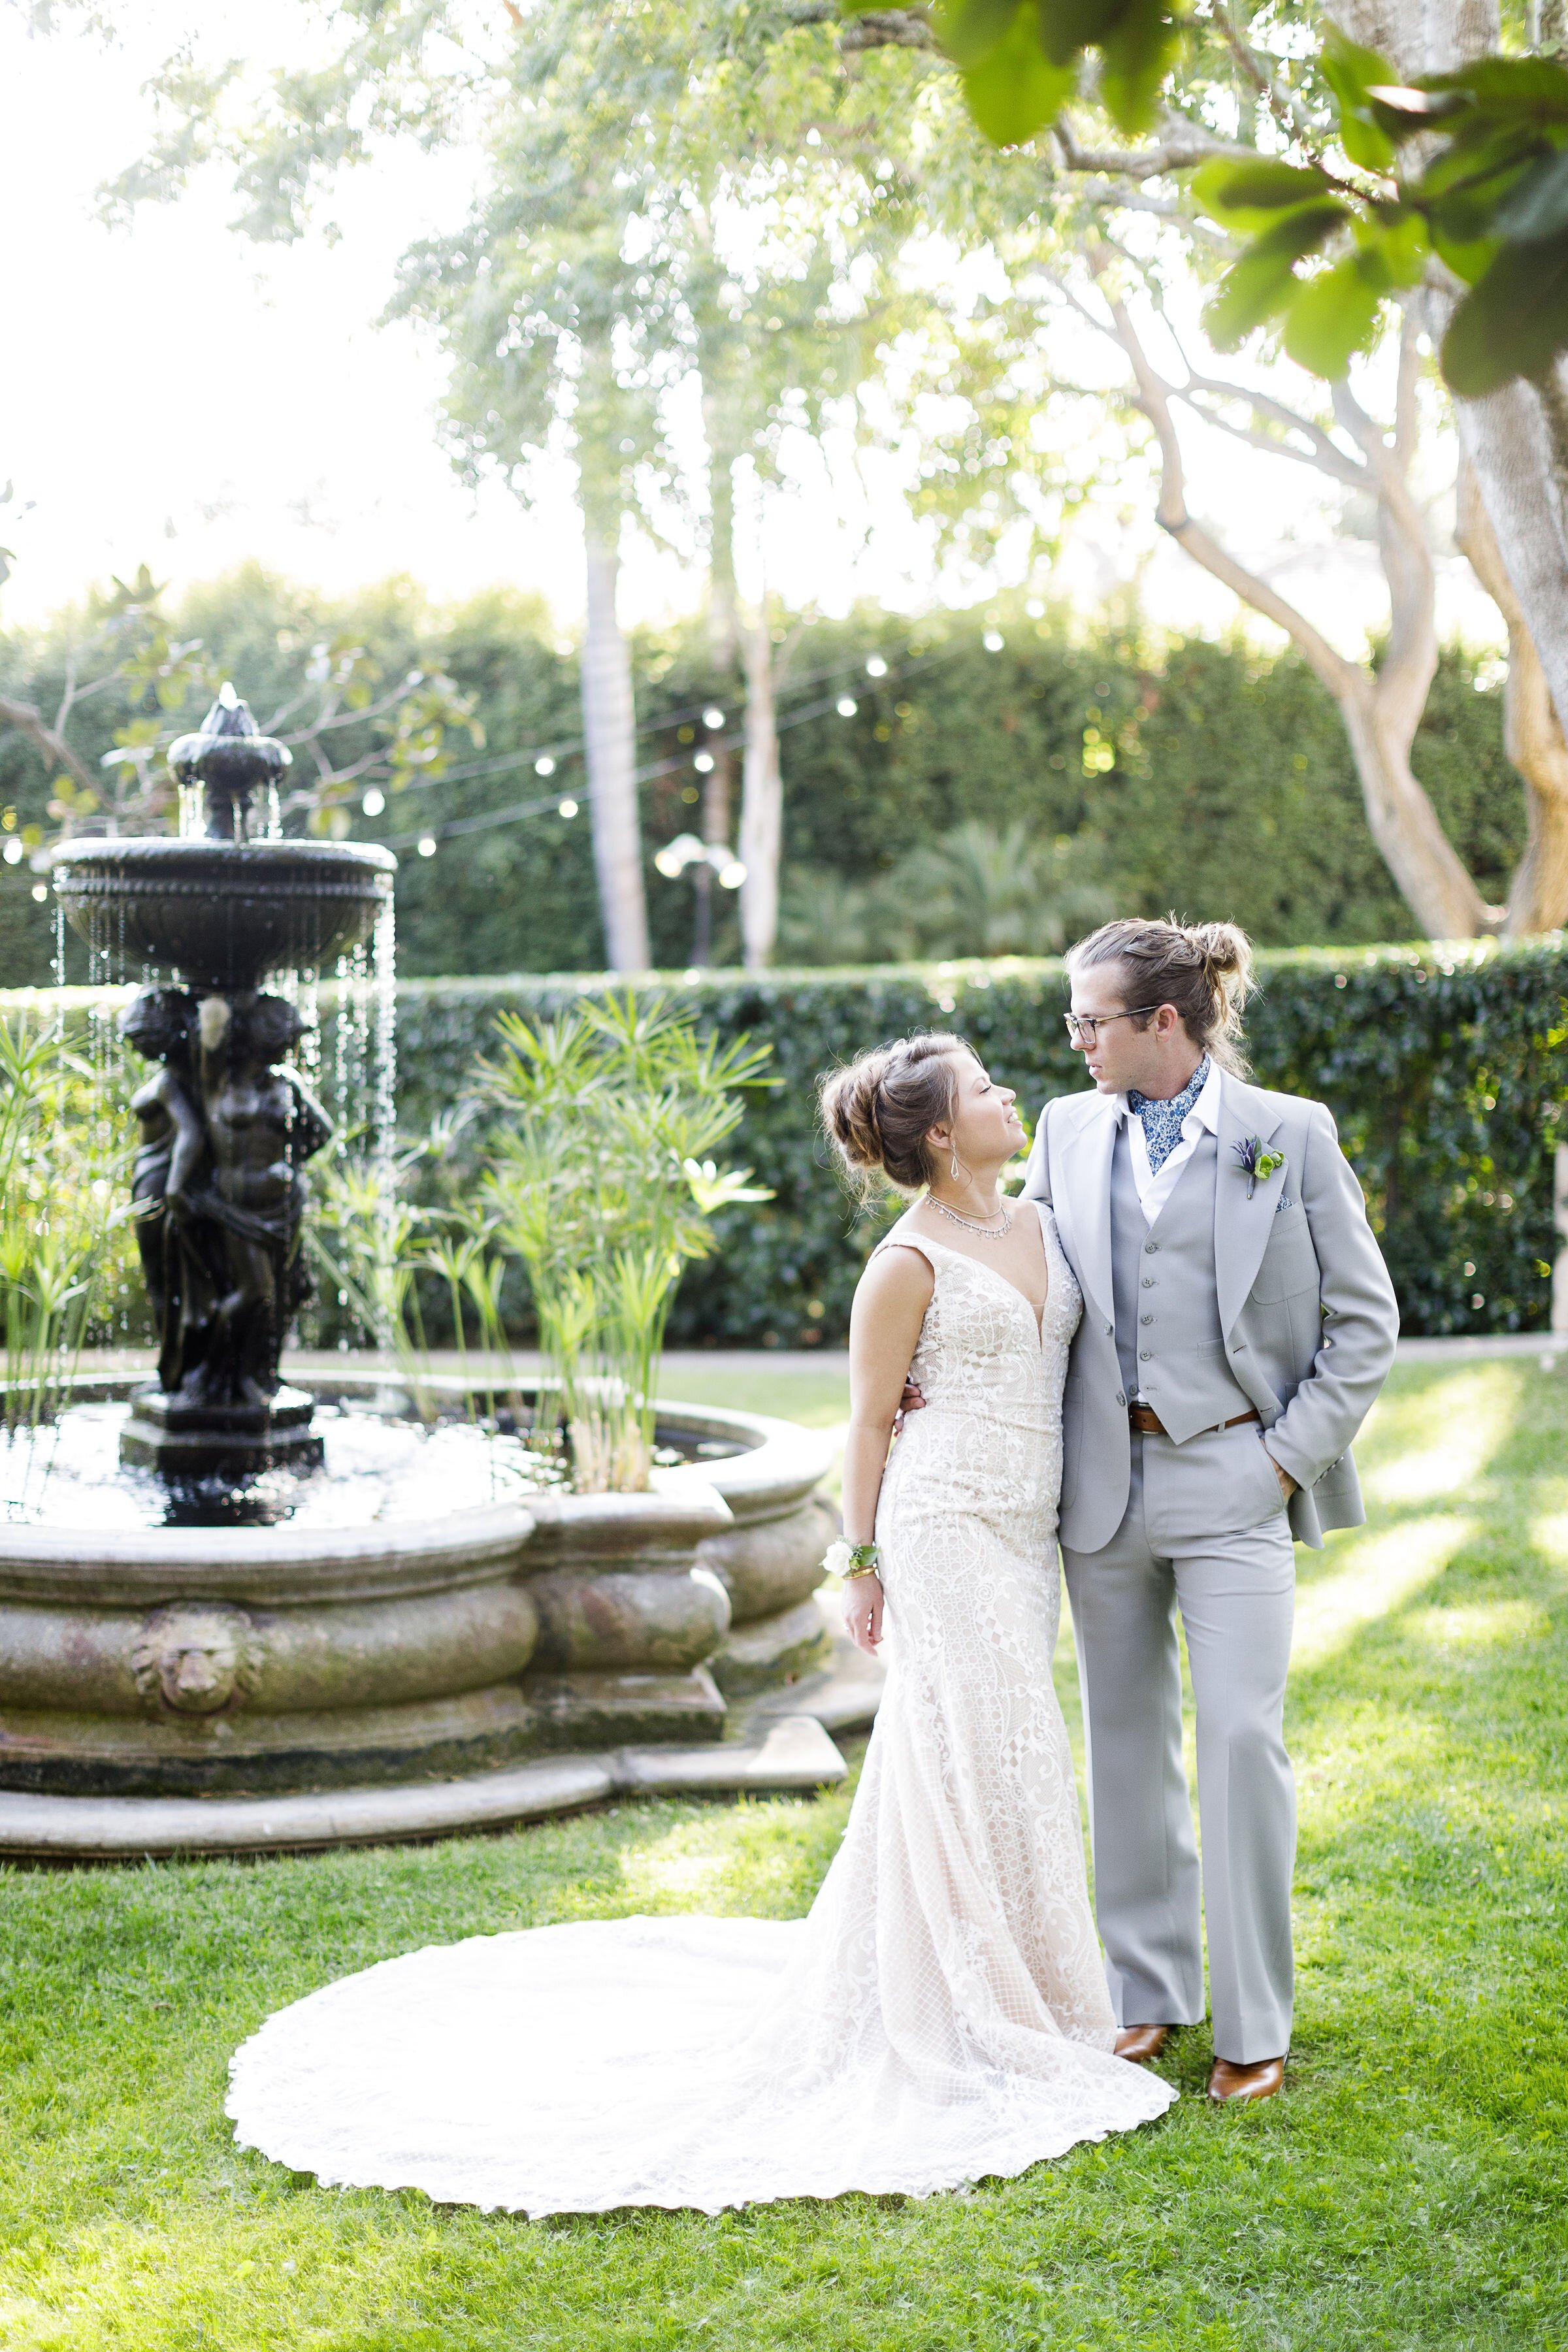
950, 1148, 960, 1183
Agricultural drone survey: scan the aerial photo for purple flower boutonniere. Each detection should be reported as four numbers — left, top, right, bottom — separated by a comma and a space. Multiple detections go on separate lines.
1233, 1135, 1286, 1200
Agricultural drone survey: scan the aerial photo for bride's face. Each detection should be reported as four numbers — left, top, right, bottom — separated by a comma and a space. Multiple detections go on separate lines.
928, 1053, 1026, 1173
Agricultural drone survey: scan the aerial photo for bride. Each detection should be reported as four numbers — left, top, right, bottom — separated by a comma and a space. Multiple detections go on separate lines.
226, 1030, 1173, 2214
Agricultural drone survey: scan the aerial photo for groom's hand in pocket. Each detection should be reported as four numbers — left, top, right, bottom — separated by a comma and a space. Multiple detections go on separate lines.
893, 1379, 927, 1435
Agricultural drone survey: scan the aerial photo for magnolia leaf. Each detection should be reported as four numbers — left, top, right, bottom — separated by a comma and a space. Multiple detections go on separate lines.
1096, 0, 1178, 134
1035, 0, 1128, 73
1494, 146, 1568, 244
932, 0, 1022, 71
1192, 159, 1334, 226
960, 8, 1076, 145
1282, 255, 1384, 377
1204, 203, 1347, 348
1322, 34, 1397, 170
1441, 235, 1568, 393
1430, 56, 1568, 125
1428, 223, 1500, 287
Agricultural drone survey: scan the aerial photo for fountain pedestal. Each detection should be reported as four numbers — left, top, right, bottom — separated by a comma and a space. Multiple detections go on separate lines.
118, 1382, 322, 1481
50, 685, 395, 1490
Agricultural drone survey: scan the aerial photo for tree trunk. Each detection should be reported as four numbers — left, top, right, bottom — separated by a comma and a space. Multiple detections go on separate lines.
1456, 458, 1568, 934
1099, 272, 1492, 936
698, 400, 740, 968
1340, 0, 1568, 907
738, 606, 782, 970
1333, 674, 1496, 936
579, 508, 649, 973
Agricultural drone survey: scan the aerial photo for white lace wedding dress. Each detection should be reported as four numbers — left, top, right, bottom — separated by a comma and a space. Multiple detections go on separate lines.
227, 1203, 1174, 2213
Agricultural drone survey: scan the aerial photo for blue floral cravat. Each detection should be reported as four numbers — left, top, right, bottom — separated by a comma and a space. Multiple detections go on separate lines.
1127, 1054, 1212, 1177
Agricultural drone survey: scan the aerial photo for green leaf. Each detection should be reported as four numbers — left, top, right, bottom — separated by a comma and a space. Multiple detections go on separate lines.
1322, 33, 1397, 170
960, 7, 1076, 145
1035, 0, 1130, 73
1441, 235, 1568, 393
1203, 203, 1348, 348
1429, 224, 1500, 286
1494, 146, 1568, 244
1192, 159, 1333, 225
1429, 56, 1568, 127
1282, 255, 1384, 377
1096, 0, 1178, 135
932, 0, 1024, 73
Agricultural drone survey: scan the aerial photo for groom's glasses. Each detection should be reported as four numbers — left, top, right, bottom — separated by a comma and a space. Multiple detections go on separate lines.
1063, 1004, 1163, 1048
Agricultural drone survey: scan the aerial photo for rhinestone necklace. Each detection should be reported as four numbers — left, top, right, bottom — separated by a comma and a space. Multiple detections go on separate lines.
928, 1196, 1013, 1241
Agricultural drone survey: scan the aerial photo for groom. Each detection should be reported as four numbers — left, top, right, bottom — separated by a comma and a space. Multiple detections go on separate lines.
1013, 917, 1399, 2102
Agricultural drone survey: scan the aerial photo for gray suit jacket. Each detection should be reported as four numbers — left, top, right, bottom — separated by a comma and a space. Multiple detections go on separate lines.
1023, 1071, 1400, 1552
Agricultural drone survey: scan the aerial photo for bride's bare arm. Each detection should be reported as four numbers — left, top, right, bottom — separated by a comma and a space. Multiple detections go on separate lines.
840, 1246, 934, 1655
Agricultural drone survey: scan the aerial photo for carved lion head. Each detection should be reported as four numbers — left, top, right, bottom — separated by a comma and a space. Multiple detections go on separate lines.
131, 1604, 263, 1716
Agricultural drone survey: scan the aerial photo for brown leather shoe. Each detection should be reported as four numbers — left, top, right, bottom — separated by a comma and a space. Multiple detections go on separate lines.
1207, 2055, 1285, 2103
1115, 2024, 1174, 2063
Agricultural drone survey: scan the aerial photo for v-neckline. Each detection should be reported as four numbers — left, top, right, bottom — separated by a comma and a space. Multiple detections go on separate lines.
917, 1201, 1051, 1342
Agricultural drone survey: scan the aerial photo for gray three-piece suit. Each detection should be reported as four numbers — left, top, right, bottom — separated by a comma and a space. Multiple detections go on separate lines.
1023, 1068, 1399, 2063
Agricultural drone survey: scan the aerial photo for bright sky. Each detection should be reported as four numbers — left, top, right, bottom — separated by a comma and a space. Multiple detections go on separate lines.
1, 5, 1503, 653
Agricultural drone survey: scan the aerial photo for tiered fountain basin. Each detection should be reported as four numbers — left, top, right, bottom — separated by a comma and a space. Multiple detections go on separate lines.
0, 1377, 858, 1857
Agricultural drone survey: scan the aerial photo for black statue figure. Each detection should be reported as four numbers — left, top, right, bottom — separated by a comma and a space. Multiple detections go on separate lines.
120, 988, 215, 1395
119, 984, 335, 1477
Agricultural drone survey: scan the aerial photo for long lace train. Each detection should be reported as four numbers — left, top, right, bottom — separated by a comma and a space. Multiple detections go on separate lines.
227, 1206, 1175, 2213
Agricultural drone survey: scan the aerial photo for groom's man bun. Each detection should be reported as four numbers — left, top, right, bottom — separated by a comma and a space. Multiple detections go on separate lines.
1068, 916, 1256, 1074
820, 1031, 970, 1199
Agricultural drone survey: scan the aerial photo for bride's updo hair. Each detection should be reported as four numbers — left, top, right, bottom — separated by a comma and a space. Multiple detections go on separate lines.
820, 1030, 972, 1200
1066, 916, 1256, 1074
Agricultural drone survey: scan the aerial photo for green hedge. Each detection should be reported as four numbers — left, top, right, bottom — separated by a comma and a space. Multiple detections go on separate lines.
387, 939, 1568, 1345
8, 940, 1563, 1344
1, 578, 1524, 987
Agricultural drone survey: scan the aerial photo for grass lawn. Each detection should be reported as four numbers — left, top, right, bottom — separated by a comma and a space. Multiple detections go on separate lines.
1, 1357, 1565, 2350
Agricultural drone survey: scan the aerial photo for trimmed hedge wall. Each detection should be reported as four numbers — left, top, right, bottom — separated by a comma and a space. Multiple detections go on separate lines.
387, 939, 1568, 1345
8, 940, 1563, 1344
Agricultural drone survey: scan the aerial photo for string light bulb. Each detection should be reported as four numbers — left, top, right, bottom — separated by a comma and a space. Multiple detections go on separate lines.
417, 835, 438, 858
361, 787, 385, 817
865, 655, 888, 678
534, 756, 556, 777
836, 696, 858, 717
694, 752, 715, 773
558, 798, 578, 819
702, 707, 725, 729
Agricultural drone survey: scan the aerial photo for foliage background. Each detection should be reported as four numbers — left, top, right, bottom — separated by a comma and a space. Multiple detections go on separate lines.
377, 938, 1568, 1345
0, 572, 1524, 985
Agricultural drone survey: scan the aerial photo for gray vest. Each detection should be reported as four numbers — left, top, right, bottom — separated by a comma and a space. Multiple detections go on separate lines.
1111, 1122, 1256, 1442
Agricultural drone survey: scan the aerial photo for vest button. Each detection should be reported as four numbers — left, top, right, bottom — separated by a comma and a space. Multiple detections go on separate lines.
1141, 1277, 1155, 1288
1115, 1391, 1126, 1405
1139, 1350, 1152, 1361
1140, 1314, 1154, 1325
1144, 1242, 1158, 1254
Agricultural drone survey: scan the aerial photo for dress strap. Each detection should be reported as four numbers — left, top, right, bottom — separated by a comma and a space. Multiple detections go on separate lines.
870, 1229, 941, 1275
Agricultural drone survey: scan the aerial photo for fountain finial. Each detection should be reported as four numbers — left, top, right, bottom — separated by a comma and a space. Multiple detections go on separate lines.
168, 685, 292, 841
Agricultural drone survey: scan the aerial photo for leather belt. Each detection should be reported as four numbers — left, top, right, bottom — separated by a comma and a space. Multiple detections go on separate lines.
1128, 1404, 1260, 1438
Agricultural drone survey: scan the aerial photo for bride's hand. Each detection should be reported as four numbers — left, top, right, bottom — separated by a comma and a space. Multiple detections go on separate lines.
842, 1573, 884, 1656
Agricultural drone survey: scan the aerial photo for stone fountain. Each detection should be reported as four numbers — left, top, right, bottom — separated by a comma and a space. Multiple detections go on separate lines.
54, 683, 393, 1488
0, 687, 868, 1861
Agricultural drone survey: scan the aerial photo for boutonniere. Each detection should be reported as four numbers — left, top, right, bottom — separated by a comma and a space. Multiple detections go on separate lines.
1232, 1135, 1286, 1199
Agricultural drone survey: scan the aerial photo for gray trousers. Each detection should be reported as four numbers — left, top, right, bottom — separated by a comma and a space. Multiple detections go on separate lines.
1061, 1429, 1297, 2065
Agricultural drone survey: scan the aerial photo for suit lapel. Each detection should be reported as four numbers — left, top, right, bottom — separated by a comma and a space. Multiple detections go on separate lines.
1054, 1093, 1117, 1326
1215, 1071, 1286, 1335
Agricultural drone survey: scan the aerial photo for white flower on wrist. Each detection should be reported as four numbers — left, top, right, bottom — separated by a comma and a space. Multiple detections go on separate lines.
823, 1540, 855, 1580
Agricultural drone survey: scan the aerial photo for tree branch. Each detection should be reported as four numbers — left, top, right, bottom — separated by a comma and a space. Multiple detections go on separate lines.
1176, 378, 1368, 487
1090, 266, 1363, 699
0, 694, 99, 797
1053, 110, 1240, 180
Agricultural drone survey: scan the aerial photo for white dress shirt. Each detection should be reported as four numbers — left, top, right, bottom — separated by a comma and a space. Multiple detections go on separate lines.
1113, 1058, 1224, 1226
